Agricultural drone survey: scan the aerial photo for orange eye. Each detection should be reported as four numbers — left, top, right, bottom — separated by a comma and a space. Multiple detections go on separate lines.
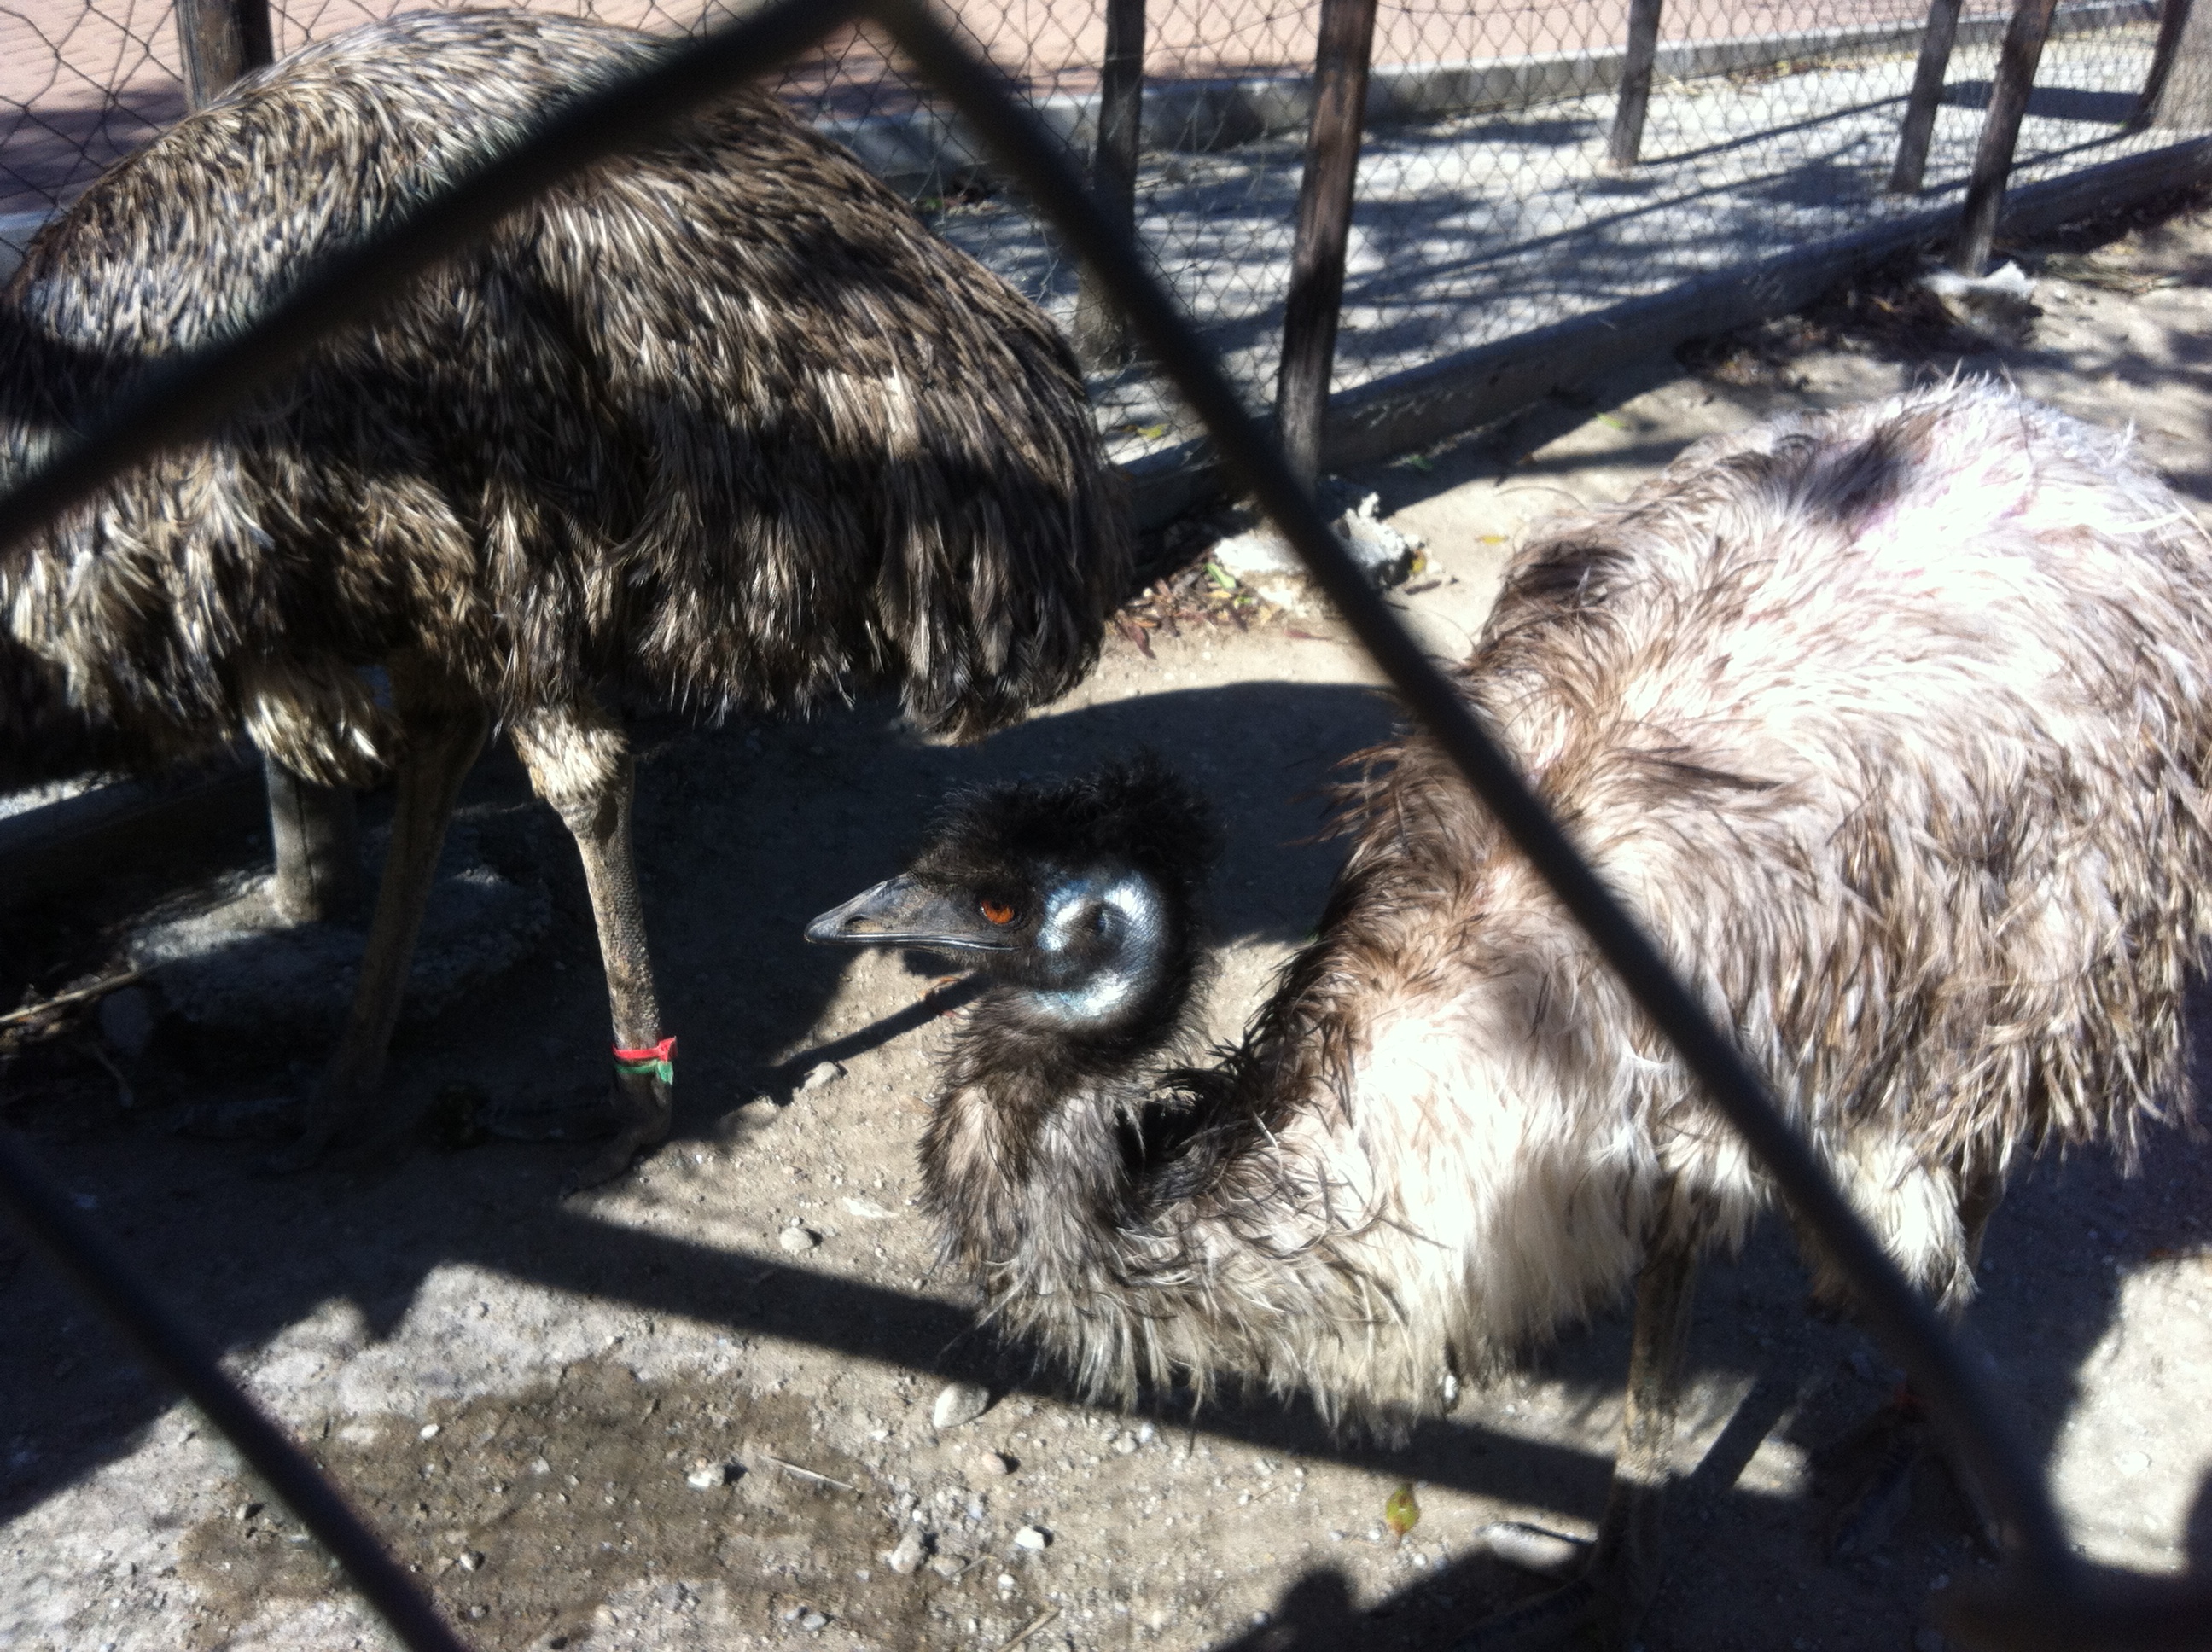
981, 899, 1016, 926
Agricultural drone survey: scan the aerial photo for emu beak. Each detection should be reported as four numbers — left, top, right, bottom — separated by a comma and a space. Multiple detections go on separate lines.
805, 875, 1014, 951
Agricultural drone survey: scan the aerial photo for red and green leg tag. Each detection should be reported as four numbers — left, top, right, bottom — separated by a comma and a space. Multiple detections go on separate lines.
614, 1036, 677, 1085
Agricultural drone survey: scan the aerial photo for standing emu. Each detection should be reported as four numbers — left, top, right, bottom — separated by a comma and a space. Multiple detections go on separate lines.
812, 382, 2212, 1642
0, 11, 1126, 1184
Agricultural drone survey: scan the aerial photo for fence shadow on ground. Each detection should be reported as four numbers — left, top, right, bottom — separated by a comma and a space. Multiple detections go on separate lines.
3, 659, 2200, 1645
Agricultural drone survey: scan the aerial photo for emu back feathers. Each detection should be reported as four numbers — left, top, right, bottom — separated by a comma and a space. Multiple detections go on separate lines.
0, 10, 1125, 784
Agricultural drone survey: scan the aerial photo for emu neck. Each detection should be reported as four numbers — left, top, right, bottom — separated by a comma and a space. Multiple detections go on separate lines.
919, 878, 1198, 1281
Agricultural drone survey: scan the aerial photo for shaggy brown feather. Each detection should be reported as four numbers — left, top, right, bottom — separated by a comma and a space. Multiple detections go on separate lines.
0, 9, 1124, 788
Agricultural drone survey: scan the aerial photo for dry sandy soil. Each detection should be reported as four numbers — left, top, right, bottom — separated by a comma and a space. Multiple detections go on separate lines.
5, 196, 2212, 1652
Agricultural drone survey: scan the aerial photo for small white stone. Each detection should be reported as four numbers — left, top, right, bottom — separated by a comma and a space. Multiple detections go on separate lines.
1012, 1526, 1050, 1551
800, 1609, 828, 1631
885, 1530, 928, 1575
457, 1551, 484, 1573
928, 1555, 967, 1579
684, 1461, 726, 1490
932, 1381, 991, 1429
418, 1423, 440, 1440
1112, 1433, 1138, 1456
730, 1096, 779, 1129
841, 1196, 898, 1220
973, 1449, 1013, 1478
996, 1573, 1016, 1591
801, 1061, 845, 1091
779, 1226, 821, 1253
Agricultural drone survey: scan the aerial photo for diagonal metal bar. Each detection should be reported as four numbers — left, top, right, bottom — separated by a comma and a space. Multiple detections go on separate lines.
0, 0, 860, 561
3, 1, 2206, 1643
0, 1128, 472, 1652
863, 0, 2085, 1602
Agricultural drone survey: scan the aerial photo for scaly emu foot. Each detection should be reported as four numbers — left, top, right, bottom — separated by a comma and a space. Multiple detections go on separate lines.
558, 1064, 672, 1195
259, 1072, 376, 1174
1455, 1525, 1648, 1651
1820, 1387, 2005, 1562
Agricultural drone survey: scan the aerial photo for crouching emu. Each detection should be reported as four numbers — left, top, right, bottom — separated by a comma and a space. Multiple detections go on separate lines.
811, 382, 2212, 1644
0, 10, 1126, 1184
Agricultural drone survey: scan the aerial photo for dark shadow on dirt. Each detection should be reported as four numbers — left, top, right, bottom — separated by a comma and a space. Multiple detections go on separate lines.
3, 678, 2208, 1649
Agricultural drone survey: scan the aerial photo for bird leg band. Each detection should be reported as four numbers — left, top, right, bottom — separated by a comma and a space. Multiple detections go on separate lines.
614, 1037, 677, 1085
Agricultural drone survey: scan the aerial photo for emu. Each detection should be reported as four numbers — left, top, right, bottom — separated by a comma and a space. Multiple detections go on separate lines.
811, 382, 2212, 1642
0, 10, 1126, 1184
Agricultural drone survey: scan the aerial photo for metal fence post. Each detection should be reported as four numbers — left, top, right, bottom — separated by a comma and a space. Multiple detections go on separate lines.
1607, 0, 1666, 171
1888, 0, 1967, 192
1950, 0, 2062, 275
265, 763, 364, 922
174, 0, 363, 922
2135, 0, 2212, 128
173, 0, 272, 112
1072, 0, 1144, 369
1274, 0, 1377, 492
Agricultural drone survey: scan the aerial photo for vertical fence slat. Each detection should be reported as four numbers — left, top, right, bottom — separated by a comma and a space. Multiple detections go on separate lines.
173, 0, 353, 910
1274, 0, 1378, 491
265, 762, 364, 923
173, 0, 273, 111
2140, 0, 2212, 128
1073, 0, 1145, 369
2130, 0, 2197, 126
1951, 0, 2063, 275
1888, 0, 1968, 193
1607, 0, 1667, 171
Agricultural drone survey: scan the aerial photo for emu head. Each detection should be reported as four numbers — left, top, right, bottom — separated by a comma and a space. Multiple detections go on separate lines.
807, 753, 1220, 1038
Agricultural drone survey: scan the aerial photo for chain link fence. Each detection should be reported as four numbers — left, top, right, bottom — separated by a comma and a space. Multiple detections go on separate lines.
6, 3, 2212, 1649
5, 2, 2201, 469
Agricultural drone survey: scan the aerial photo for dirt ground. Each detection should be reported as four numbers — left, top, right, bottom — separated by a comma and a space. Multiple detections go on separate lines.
6, 195, 2212, 1652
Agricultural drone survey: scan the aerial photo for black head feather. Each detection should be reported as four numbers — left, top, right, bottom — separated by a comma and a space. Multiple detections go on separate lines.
911, 751, 1221, 912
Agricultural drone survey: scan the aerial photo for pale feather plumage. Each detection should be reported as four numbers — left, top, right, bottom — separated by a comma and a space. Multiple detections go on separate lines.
860, 383, 2212, 1431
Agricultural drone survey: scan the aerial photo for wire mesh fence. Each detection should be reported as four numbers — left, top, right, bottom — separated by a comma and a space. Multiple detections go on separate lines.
5, 2, 2212, 1649
4, 1, 2203, 468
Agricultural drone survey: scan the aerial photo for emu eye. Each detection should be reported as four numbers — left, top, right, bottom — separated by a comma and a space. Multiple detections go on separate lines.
980, 898, 1016, 926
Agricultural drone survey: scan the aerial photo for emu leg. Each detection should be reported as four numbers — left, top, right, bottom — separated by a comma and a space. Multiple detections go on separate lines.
275, 659, 488, 1169
1828, 1166, 2006, 1558
1463, 1245, 1699, 1650
509, 704, 672, 1192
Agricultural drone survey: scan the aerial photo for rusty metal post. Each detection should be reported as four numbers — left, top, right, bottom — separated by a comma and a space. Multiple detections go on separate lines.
1072, 0, 1144, 369
174, 0, 272, 111
1950, 0, 2062, 275
2134, 0, 2211, 129
265, 760, 364, 923
1607, 0, 1666, 171
1273, 0, 1378, 492
1887, 0, 1967, 193
176, 0, 363, 924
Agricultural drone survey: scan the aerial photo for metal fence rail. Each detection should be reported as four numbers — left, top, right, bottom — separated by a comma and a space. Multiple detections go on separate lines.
4, 3, 2212, 1649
